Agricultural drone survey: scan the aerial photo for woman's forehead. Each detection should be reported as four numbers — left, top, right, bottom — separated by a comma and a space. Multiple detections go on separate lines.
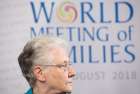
37, 46, 69, 65
54, 58, 70, 65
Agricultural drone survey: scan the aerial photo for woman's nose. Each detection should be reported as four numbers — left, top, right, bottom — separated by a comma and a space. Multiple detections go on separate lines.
68, 67, 76, 78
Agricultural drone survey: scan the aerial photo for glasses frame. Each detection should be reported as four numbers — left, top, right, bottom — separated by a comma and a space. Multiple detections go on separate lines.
37, 63, 72, 72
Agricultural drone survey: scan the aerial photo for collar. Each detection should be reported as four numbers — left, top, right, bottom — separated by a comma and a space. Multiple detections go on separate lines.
25, 88, 32, 94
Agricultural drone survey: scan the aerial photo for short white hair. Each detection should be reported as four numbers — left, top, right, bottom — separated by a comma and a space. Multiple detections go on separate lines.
18, 37, 69, 87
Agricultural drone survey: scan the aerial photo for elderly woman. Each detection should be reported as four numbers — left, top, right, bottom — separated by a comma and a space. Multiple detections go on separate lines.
18, 37, 75, 94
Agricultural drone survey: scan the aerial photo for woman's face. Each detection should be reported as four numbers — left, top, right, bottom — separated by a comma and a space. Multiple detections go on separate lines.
44, 47, 76, 93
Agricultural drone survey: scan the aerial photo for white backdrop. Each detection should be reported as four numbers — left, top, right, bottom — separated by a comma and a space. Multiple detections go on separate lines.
0, 0, 140, 94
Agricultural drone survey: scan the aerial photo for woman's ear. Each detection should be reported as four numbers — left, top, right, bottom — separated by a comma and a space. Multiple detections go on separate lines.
33, 65, 46, 81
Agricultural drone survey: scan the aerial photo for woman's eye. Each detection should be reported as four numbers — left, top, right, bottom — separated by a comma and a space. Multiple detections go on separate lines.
57, 65, 65, 68
57, 65, 62, 68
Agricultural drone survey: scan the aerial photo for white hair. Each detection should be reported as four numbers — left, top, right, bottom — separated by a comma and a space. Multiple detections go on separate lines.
18, 37, 69, 87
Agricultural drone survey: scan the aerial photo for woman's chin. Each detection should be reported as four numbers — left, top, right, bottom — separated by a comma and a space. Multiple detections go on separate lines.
63, 84, 72, 92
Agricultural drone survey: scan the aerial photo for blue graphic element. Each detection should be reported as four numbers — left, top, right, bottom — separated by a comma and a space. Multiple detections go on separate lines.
124, 44, 135, 63
80, 2, 95, 23
100, 2, 111, 23
115, 1, 133, 23
30, 1, 55, 23
111, 45, 122, 63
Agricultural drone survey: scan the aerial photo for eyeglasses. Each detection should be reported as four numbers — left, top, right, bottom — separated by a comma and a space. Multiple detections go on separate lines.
38, 63, 72, 72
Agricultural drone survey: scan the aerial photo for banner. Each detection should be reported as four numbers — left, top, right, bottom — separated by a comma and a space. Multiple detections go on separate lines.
0, 0, 140, 94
